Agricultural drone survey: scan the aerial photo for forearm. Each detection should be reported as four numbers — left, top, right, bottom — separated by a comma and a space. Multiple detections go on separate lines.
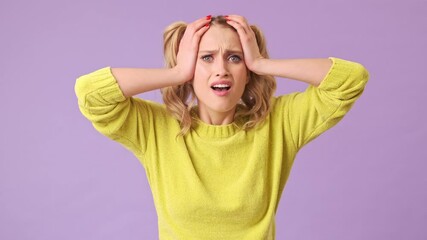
253, 58, 333, 87
111, 67, 184, 97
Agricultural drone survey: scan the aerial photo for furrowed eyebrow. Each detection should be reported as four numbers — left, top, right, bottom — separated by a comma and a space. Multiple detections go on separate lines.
198, 50, 243, 55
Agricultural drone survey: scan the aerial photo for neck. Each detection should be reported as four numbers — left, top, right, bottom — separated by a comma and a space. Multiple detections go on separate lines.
197, 107, 236, 125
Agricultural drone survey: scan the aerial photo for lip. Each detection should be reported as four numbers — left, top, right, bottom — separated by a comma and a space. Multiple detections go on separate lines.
210, 80, 233, 87
210, 80, 232, 96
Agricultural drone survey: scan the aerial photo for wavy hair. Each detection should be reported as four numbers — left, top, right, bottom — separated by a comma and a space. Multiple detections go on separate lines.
162, 15, 276, 136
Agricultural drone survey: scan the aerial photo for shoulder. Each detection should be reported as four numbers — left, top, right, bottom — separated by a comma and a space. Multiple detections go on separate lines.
270, 94, 298, 113
131, 98, 177, 122
132, 98, 181, 132
132, 98, 167, 112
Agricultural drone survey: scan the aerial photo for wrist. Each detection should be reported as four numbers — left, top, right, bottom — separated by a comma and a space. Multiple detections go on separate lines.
248, 57, 268, 75
170, 66, 191, 85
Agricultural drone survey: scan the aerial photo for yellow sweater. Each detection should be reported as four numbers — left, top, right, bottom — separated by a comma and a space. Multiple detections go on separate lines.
75, 57, 369, 239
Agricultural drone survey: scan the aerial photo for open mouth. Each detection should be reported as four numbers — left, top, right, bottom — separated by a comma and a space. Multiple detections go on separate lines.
211, 84, 231, 91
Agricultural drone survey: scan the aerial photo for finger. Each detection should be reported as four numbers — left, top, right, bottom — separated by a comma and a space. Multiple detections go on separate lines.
195, 22, 210, 35
179, 16, 211, 49
226, 19, 249, 38
186, 15, 212, 34
190, 16, 212, 41
192, 22, 210, 44
226, 15, 252, 34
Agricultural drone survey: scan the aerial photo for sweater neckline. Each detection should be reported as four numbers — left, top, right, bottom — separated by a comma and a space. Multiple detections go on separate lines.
190, 106, 245, 138
193, 119, 241, 138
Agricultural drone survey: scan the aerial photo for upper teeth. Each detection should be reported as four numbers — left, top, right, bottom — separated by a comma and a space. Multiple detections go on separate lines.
213, 84, 230, 88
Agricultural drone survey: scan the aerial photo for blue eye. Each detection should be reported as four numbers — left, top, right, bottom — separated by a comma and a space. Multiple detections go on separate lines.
201, 55, 213, 62
229, 55, 242, 63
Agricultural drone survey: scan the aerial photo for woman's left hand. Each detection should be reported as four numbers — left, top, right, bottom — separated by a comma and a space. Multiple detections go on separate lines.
226, 15, 264, 74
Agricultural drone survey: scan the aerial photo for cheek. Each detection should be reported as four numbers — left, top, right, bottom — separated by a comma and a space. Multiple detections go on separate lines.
231, 65, 248, 82
194, 62, 211, 79
193, 64, 209, 93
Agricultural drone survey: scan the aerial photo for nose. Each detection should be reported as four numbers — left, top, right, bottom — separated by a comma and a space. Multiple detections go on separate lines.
214, 57, 230, 77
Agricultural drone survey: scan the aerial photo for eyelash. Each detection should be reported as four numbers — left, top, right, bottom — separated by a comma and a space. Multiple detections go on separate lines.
229, 55, 242, 62
201, 55, 242, 63
201, 55, 213, 62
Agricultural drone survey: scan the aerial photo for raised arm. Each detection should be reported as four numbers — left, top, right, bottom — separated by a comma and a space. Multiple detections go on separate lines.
226, 15, 333, 86
74, 16, 212, 162
111, 67, 182, 97
111, 16, 212, 97
248, 58, 333, 87
227, 15, 369, 149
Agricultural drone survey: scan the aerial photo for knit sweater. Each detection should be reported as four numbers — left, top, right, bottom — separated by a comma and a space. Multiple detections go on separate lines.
75, 57, 369, 239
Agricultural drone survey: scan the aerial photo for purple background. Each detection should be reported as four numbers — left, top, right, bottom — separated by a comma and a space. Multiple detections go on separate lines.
1, 0, 426, 239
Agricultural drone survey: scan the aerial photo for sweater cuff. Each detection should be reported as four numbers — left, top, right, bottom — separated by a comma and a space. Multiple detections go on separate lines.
75, 66, 127, 106
317, 57, 369, 93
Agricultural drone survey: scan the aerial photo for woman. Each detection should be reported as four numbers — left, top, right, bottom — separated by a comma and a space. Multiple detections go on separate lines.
75, 15, 369, 239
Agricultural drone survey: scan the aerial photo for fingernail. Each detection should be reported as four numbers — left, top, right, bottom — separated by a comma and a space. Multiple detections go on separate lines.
224, 15, 229, 18
206, 15, 212, 20
204, 23, 209, 27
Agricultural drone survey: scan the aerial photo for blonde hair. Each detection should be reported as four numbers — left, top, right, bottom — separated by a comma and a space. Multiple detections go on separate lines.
162, 15, 276, 135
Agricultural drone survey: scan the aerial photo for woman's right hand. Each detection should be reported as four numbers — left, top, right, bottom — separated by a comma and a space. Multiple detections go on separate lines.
109, 16, 211, 97
173, 16, 212, 84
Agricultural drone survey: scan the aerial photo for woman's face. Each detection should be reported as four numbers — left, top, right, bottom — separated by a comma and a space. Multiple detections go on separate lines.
192, 25, 248, 118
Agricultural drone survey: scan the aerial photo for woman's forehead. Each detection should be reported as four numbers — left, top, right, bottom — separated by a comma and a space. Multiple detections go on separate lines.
199, 26, 242, 50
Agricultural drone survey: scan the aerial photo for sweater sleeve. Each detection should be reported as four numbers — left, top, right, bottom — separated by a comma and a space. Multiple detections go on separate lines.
74, 66, 153, 164
283, 57, 370, 150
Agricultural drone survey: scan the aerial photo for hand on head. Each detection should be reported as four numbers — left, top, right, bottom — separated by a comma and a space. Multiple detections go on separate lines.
174, 15, 263, 84
225, 15, 264, 72
174, 15, 212, 84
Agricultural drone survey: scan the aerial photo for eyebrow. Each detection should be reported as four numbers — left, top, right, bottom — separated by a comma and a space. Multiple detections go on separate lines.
198, 49, 243, 55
